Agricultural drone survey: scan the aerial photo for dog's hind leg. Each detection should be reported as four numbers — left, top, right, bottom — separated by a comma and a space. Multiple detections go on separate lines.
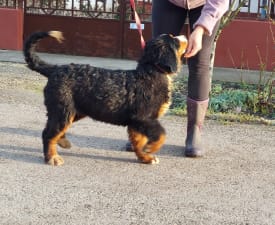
128, 120, 166, 164
57, 133, 71, 149
128, 128, 150, 163
57, 113, 86, 149
43, 114, 74, 166
145, 133, 166, 155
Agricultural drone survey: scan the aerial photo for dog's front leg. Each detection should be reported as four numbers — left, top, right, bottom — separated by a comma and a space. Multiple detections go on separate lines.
128, 121, 165, 164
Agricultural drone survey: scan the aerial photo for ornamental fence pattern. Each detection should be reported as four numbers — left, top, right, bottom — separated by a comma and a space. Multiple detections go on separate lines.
0, 0, 274, 20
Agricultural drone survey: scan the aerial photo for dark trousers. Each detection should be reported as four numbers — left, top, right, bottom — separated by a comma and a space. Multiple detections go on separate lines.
152, 0, 220, 101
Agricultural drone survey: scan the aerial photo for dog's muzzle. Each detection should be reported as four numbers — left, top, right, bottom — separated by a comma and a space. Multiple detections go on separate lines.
175, 35, 187, 43
175, 35, 188, 54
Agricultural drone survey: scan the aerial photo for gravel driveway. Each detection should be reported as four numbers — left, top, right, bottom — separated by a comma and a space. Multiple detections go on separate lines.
0, 61, 274, 225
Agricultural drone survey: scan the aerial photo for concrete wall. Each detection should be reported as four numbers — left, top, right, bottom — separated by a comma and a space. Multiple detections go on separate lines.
0, 8, 24, 50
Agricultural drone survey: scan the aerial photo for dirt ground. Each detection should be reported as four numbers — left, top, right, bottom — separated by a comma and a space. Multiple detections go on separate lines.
0, 61, 274, 225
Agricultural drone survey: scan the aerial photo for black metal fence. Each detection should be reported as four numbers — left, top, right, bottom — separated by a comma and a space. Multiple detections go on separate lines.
22, 0, 152, 21
24, 0, 120, 19
230, 0, 275, 19
0, 0, 21, 8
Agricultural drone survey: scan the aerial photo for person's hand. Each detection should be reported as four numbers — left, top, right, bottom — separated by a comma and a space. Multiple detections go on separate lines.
184, 26, 205, 58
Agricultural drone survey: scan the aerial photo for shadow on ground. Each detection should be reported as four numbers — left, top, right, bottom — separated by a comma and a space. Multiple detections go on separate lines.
0, 126, 184, 165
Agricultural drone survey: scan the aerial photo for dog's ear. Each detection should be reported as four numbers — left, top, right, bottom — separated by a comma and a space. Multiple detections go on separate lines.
140, 35, 179, 73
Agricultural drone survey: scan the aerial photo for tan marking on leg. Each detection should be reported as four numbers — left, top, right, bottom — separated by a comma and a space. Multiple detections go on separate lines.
46, 116, 74, 166
128, 129, 159, 164
57, 114, 86, 149
145, 134, 166, 155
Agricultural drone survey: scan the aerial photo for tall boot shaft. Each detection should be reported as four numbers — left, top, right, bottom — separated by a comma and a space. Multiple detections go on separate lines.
185, 97, 209, 157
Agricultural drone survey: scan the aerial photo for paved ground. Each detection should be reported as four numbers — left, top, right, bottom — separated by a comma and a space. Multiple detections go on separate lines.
1, 49, 273, 84
0, 52, 274, 225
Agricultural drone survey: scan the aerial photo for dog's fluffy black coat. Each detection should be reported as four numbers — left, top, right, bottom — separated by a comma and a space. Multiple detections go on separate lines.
24, 31, 187, 165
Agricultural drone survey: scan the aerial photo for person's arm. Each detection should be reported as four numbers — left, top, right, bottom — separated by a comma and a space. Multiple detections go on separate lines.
194, 0, 229, 36
185, 0, 229, 58
184, 26, 205, 58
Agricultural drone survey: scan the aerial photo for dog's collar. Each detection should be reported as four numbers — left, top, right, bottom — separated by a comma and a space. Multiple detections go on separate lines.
154, 64, 169, 74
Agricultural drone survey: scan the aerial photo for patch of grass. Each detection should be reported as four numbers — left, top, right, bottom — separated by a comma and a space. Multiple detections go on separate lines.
171, 74, 275, 125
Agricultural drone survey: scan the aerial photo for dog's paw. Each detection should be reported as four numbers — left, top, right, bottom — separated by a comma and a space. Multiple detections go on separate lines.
46, 155, 64, 166
138, 155, 160, 164
57, 138, 71, 149
150, 157, 159, 164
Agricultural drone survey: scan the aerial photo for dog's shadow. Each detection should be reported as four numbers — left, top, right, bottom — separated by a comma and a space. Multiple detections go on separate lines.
0, 127, 184, 165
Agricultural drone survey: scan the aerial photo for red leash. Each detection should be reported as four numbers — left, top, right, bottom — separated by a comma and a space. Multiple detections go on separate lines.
129, 0, 146, 49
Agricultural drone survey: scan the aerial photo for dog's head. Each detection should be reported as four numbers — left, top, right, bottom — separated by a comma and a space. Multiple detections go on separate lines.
138, 34, 188, 74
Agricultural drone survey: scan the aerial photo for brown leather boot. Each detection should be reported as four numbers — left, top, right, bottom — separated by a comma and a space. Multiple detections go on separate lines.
184, 97, 209, 157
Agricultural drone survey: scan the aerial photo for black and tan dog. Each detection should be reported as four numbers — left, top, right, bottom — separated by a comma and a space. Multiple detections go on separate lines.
24, 31, 187, 166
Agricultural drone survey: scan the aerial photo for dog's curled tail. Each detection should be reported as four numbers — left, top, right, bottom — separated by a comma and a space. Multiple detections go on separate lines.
23, 31, 64, 77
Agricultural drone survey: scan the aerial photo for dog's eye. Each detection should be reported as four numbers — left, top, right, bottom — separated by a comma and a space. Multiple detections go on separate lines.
165, 36, 179, 50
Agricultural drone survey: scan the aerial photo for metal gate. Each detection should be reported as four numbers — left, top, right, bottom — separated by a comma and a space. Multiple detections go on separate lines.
23, 0, 152, 59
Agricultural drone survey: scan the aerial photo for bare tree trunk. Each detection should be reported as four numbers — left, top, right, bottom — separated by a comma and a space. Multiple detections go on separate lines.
209, 0, 247, 90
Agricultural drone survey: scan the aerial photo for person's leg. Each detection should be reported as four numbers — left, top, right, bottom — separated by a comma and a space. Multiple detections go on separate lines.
152, 0, 187, 37
185, 6, 220, 157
